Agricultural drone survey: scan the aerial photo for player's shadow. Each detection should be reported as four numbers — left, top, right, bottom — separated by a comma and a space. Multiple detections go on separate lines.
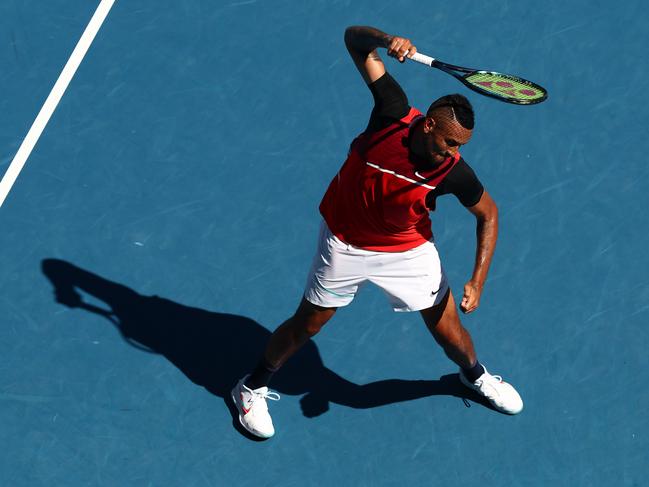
41, 258, 492, 438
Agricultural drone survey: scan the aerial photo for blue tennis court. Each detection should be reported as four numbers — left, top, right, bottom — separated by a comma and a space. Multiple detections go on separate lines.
1, 1, 647, 485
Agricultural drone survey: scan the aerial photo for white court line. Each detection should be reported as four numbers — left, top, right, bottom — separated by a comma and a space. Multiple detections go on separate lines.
0, 0, 116, 208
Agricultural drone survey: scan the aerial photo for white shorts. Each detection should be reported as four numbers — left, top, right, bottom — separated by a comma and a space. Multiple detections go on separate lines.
304, 221, 449, 312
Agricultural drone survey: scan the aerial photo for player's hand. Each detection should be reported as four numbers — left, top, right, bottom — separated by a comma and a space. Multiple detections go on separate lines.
386, 36, 416, 63
460, 281, 482, 314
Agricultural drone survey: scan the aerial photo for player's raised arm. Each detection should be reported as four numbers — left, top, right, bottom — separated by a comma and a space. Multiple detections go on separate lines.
344, 26, 417, 84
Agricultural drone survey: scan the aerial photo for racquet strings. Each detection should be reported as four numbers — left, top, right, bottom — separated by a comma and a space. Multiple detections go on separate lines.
464, 71, 547, 103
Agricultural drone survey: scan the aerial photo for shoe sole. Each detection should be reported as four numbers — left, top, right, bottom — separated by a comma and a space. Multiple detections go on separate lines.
230, 389, 274, 439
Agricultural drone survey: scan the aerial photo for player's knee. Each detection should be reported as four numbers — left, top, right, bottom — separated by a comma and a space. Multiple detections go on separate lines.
300, 311, 332, 336
303, 321, 325, 337
297, 298, 335, 320
283, 316, 322, 341
292, 306, 335, 338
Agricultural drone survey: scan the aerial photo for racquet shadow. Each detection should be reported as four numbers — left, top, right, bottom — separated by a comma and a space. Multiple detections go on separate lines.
41, 258, 493, 438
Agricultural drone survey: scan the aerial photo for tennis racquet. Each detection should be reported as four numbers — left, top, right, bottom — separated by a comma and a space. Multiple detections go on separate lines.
408, 52, 547, 105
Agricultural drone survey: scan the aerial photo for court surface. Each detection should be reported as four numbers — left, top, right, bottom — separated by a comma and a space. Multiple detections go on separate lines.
1, 1, 648, 485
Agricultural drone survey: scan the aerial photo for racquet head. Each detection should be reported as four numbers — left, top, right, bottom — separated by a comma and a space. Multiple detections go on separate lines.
461, 71, 547, 105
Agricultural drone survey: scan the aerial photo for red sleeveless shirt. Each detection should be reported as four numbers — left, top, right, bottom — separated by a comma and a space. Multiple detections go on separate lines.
319, 107, 460, 252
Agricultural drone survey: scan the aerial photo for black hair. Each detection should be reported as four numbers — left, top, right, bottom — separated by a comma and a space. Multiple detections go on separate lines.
426, 94, 474, 130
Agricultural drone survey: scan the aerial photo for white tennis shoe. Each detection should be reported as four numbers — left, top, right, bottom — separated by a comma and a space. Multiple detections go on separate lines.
231, 376, 280, 438
459, 367, 524, 415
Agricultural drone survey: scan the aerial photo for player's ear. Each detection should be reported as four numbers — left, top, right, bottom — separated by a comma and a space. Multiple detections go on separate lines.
423, 116, 436, 134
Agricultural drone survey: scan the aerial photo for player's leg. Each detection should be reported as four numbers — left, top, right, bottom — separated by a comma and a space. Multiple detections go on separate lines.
419, 290, 523, 415
252, 297, 337, 386
249, 219, 361, 389
370, 241, 479, 369
231, 297, 336, 438
367, 239, 523, 415
232, 221, 365, 437
419, 289, 476, 369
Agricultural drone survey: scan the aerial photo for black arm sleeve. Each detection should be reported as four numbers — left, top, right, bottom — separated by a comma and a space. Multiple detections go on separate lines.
426, 159, 485, 210
366, 73, 410, 133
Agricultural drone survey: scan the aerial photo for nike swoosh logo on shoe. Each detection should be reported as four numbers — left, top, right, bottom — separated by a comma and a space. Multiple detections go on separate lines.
241, 393, 251, 415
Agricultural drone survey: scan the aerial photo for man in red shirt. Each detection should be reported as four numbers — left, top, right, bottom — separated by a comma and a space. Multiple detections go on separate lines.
232, 26, 523, 438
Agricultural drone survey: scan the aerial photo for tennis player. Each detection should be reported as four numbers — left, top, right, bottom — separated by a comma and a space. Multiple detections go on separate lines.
232, 26, 523, 438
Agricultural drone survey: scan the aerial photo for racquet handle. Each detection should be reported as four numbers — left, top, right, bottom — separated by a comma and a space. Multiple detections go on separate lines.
408, 52, 435, 66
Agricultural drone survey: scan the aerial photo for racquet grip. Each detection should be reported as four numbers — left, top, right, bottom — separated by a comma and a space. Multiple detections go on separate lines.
409, 52, 435, 66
